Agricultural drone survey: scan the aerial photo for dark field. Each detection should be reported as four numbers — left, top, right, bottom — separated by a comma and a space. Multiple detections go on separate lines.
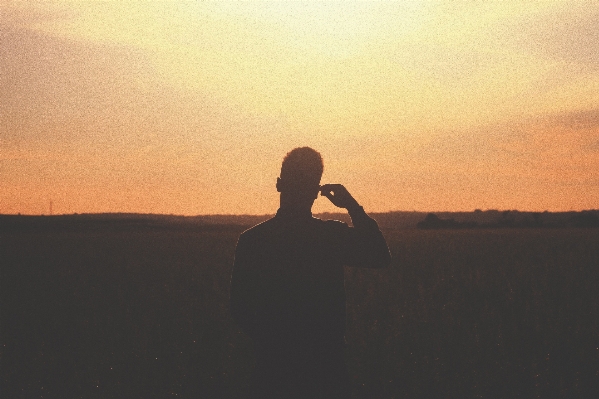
2, 219, 599, 398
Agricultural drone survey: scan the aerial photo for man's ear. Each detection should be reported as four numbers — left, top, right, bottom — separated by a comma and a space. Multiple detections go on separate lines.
276, 177, 282, 192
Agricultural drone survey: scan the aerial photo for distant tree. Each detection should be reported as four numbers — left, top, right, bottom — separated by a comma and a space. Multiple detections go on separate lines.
417, 213, 442, 229
571, 211, 599, 227
500, 211, 514, 227
417, 213, 472, 229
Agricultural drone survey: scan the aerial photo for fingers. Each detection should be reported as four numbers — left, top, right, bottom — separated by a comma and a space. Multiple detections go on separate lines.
319, 183, 358, 210
322, 191, 334, 200
319, 184, 344, 196
321, 190, 341, 208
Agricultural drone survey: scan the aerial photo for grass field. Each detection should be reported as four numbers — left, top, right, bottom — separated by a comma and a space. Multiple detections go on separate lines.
2, 219, 598, 398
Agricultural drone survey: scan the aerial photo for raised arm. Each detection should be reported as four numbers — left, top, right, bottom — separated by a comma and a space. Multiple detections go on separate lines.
320, 184, 391, 268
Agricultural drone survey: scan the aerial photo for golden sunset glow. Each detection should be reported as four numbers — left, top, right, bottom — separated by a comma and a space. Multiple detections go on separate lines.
2, 1, 598, 214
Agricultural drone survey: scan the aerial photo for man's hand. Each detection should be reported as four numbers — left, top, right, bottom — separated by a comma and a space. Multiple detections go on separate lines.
320, 184, 360, 210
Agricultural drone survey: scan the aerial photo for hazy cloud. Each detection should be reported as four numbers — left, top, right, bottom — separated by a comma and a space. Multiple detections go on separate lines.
507, 5, 599, 68
0, 2, 74, 28
550, 109, 599, 130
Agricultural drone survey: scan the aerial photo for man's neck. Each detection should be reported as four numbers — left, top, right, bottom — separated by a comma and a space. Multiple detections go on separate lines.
276, 205, 313, 220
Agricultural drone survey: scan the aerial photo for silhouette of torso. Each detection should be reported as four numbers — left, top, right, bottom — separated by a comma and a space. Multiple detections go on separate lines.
230, 207, 389, 398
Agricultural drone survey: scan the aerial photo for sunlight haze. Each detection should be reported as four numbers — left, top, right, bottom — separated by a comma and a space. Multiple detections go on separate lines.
2, 1, 598, 214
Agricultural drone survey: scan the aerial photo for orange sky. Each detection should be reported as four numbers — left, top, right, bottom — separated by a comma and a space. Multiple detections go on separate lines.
2, 1, 598, 215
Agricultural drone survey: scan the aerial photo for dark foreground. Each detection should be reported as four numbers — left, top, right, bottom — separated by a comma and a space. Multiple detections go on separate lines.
1, 218, 598, 398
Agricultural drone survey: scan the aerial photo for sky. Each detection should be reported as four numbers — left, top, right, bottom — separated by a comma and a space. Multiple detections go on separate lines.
2, 1, 598, 215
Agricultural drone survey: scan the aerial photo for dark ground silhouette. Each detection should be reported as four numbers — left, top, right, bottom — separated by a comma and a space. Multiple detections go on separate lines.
2, 217, 599, 398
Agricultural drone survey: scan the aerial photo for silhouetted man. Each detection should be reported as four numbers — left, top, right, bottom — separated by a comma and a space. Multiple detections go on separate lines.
230, 147, 390, 398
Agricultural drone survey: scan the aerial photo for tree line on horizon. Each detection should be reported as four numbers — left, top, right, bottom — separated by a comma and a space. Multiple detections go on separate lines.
417, 210, 599, 229
1, 209, 598, 230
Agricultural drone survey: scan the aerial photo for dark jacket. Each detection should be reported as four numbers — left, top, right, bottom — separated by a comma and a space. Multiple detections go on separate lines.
230, 206, 390, 352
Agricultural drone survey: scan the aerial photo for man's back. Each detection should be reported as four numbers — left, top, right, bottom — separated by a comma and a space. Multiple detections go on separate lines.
231, 212, 349, 351
230, 208, 389, 398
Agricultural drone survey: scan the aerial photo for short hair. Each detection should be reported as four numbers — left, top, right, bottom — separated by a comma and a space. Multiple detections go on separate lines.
280, 147, 324, 186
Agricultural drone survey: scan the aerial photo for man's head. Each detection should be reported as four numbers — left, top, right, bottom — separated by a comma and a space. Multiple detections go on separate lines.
276, 147, 323, 205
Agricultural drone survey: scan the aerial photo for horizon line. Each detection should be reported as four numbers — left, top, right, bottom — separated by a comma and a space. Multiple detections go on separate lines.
2, 209, 598, 217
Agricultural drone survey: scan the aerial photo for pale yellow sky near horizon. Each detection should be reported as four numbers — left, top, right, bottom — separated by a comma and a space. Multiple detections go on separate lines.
2, 1, 598, 215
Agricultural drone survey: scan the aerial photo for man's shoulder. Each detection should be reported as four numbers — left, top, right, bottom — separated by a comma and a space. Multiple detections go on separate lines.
315, 217, 349, 227
312, 217, 352, 237
239, 217, 349, 238
238, 217, 278, 241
